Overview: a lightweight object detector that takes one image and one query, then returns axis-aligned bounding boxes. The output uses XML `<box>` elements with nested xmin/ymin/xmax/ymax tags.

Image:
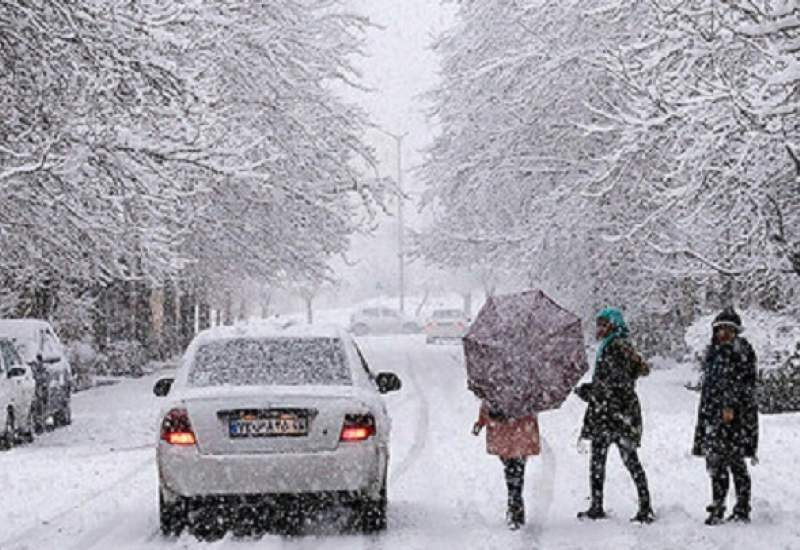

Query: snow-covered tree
<box><xmin>1</xmin><ymin>1</ymin><xmax>386</xmax><ymax>347</ymax></box>
<box><xmin>585</xmin><ymin>1</ymin><xmax>800</xmax><ymax>301</ymax></box>
<box><xmin>421</xmin><ymin>0</ymin><xmax>800</xmax><ymax>336</ymax></box>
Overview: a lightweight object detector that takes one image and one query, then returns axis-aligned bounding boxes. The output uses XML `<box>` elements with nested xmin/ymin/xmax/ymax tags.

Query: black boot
<box><xmin>631</xmin><ymin>506</ymin><xmax>655</xmax><ymax>524</ymax></box>
<box><xmin>577</xmin><ymin>504</ymin><xmax>607</xmax><ymax>520</ymax></box>
<box><xmin>727</xmin><ymin>504</ymin><xmax>750</xmax><ymax>523</ymax></box>
<box><xmin>705</xmin><ymin>505</ymin><xmax>725</xmax><ymax>526</ymax></box>
<box><xmin>506</xmin><ymin>501</ymin><xmax>525</xmax><ymax>530</ymax></box>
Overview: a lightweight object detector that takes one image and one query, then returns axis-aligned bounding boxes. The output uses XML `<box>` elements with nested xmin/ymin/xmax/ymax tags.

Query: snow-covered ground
<box><xmin>2</xmin><ymin>335</ymin><xmax>800</xmax><ymax>550</ymax></box>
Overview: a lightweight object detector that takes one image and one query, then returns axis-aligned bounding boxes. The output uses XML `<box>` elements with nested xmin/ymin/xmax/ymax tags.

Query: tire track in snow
<box><xmin>526</xmin><ymin>435</ymin><xmax>555</xmax><ymax>547</ymax></box>
<box><xmin>390</xmin><ymin>352</ymin><xmax>429</xmax><ymax>484</ymax></box>
<box><xmin>1</xmin><ymin>455</ymin><xmax>153</xmax><ymax>550</ymax></box>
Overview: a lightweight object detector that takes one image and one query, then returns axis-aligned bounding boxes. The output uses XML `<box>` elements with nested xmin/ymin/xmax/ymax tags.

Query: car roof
<box><xmin>191</xmin><ymin>321</ymin><xmax>350</xmax><ymax>348</ymax></box>
<box><xmin>0</xmin><ymin>319</ymin><xmax>51</xmax><ymax>338</ymax></box>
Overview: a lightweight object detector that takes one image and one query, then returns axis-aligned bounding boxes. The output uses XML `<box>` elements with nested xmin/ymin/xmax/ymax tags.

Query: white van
<box><xmin>0</xmin><ymin>320</ymin><xmax>72</xmax><ymax>431</ymax></box>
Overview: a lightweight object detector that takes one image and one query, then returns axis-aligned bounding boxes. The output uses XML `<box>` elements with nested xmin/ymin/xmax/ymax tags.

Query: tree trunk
<box><xmin>178</xmin><ymin>282</ymin><xmax>195</xmax><ymax>350</ymax></box>
<box><xmin>415</xmin><ymin>287</ymin><xmax>430</xmax><ymax>318</ymax></box>
<box><xmin>305</xmin><ymin>296</ymin><xmax>313</xmax><ymax>325</ymax></box>
<box><xmin>223</xmin><ymin>290</ymin><xmax>233</xmax><ymax>326</ymax></box>
<box><xmin>238</xmin><ymin>297</ymin><xmax>247</xmax><ymax>321</ymax></box>
<box><xmin>198</xmin><ymin>300</ymin><xmax>211</xmax><ymax>331</ymax></box>
<box><xmin>261</xmin><ymin>290</ymin><xmax>272</xmax><ymax>319</ymax></box>
<box><xmin>161</xmin><ymin>281</ymin><xmax>178</xmax><ymax>358</ymax></box>
<box><xmin>132</xmin><ymin>281</ymin><xmax>153</xmax><ymax>356</ymax></box>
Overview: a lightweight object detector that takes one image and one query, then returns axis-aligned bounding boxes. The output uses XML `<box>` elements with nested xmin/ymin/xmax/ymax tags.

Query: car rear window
<box><xmin>188</xmin><ymin>337</ymin><xmax>352</xmax><ymax>387</ymax></box>
<box><xmin>433</xmin><ymin>309</ymin><xmax>464</xmax><ymax>319</ymax></box>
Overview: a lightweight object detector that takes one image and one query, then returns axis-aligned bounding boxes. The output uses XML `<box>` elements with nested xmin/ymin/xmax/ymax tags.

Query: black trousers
<box><xmin>706</xmin><ymin>453</ymin><xmax>750</xmax><ymax>513</ymax></box>
<box><xmin>501</xmin><ymin>457</ymin><xmax>526</xmax><ymax>511</ymax></box>
<box><xmin>590</xmin><ymin>438</ymin><xmax>650</xmax><ymax>509</ymax></box>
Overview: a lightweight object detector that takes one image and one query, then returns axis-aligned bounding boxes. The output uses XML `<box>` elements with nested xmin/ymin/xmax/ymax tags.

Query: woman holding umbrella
<box><xmin>472</xmin><ymin>397</ymin><xmax>540</xmax><ymax>530</ymax></box>
<box><xmin>464</xmin><ymin>290</ymin><xmax>590</xmax><ymax>530</ymax></box>
<box><xmin>575</xmin><ymin>308</ymin><xmax>654</xmax><ymax>523</ymax></box>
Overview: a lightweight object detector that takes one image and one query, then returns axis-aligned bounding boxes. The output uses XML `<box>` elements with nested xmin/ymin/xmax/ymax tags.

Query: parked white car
<box><xmin>349</xmin><ymin>307</ymin><xmax>420</xmax><ymax>336</ymax></box>
<box><xmin>0</xmin><ymin>320</ymin><xmax>73</xmax><ymax>431</ymax></box>
<box><xmin>154</xmin><ymin>323</ymin><xmax>402</xmax><ymax>538</ymax></box>
<box><xmin>0</xmin><ymin>338</ymin><xmax>37</xmax><ymax>448</ymax></box>
<box><xmin>424</xmin><ymin>308</ymin><xmax>470</xmax><ymax>344</ymax></box>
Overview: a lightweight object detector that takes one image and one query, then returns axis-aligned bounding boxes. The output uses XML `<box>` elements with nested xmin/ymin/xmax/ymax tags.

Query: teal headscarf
<box><xmin>595</xmin><ymin>307</ymin><xmax>629</xmax><ymax>365</ymax></box>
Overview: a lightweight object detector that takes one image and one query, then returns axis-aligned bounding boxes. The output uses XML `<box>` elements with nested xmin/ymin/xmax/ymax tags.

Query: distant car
<box><xmin>0</xmin><ymin>339</ymin><xmax>37</xmax><ymax>448</ymax></box>
<box><xmin>424</xmin><ymin>309</ymin><xmax>469</xmax><ymax>344</ymax></box>
<box><xmin>0</xmin><ymin>319</ymin><xmax>72</xmax><ymax>431</ymax></box>
<box><xmin>349</xmin><ymin>307</ymin><xmax>420</xmax><ymax>336</ymax></box>
<box><xmin>154</xmin><ymin>324</ymin><xmax>402</xmax><ymax>538</ymax></box>
<box><xmin>757</xmin><ymin>349</ymin><xmax>800</xmax><ymax>413</ymax></box>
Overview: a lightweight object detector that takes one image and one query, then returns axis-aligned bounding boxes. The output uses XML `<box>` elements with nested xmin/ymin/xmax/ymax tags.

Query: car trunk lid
<box><xmin>182</xmin><ymin>386</ymin><xmax>365</xmax><ymax>455</ymax></box>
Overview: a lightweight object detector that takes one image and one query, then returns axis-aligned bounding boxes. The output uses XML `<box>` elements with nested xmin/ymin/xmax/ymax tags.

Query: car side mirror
<box><xmin>375</xmin><ymin>372</ymin><xmax>402</xmax><ymax>394</ymax></box>
<box><xmin>7</xmin><ymin>367</ymin><xmax>26</xmax><ymax>378</ymax></box>
<box><xmin>153</xmin><ymin>377</ymin><xmax>175</xmax><ymax>397</ymax></box>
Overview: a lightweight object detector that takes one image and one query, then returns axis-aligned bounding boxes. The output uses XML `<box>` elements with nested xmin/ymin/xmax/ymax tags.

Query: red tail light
<box><xmin>340</xmin><ymin>414</ymin><xmax>375</xmax><ymax>442</ymax></box>
<box><xmin>160</xmin><ymin>408</ymin><xmax>197</xmax><ymax>446</ymax></box>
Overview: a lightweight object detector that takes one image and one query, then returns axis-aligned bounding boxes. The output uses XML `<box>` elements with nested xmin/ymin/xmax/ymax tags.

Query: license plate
<box><xmin>228</xmin><ymin>411</ymin><xmax>309</xmax><ymax>438</ymax></box>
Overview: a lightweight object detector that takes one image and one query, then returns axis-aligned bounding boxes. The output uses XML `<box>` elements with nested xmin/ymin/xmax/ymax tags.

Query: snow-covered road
<box><xmin>2</xmin><ymin>336</ymin><xmax>800</xmax><ymax>550</ymax></box>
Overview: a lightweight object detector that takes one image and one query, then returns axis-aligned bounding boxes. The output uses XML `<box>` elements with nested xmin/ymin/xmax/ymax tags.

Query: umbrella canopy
<box><xmin>464</xmin><ymin>289</ymin><xmax>589</xmax><ymax>417</ymax></box>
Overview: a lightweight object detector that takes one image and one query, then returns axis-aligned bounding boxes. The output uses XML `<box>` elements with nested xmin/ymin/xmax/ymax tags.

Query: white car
<box><xmin>424</xmin><ymin>308</ymin><xmax>470</xmax><ymax>344</ymax></box>
<box><xmin>154</xmin><ymin>324</ymin><xmax>401</xmax><ymax>538</ymax></box>
<box><xmin>0</xmin><ymin>338</ymin><xmax>37</xmax><ymax>448</ymax></box>
<box><xmin>349</xmin><ymin>307</ymin><xmax>420</xmax><ymax>336</ymax></box>
<box><xmin>0</xmin><ymin>319</ymin><xmax>73</xmax><ymax>431</ymax></box>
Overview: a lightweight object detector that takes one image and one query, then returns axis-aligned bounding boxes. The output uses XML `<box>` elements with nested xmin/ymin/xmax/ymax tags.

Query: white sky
<box><xmin>331</xmin><ymin>0</ymin><xmax>455</xmax><ymax>299</ymax></box>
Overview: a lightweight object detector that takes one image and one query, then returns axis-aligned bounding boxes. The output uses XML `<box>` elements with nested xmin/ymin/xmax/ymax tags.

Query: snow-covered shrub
<box><xmin>66</xmin><ymin>340</ymin><xmax>98</xmax><ymax>391</ymax></box>
<box><xmin>95</xmin><ymin>340</ymin><xmax>148</xmax><ymax>378</ymax></box>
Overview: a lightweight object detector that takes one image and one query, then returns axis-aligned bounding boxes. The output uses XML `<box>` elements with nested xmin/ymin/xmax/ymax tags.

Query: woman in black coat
<box><xmin>692</xmin><ymin>307</ymin><xmax>758</xmax><ymax>525</ymax></box>
<box><xmin>576</xmin><ymin>308</ymin><xmax>653</xmax><ymax>523</ymax></box>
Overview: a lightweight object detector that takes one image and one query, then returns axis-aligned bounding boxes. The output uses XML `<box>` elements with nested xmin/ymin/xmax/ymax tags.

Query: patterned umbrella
<box><xmin>464</xmin><ymin>289</ymin><xmax>589</xmax><ymax>416</ymax></box>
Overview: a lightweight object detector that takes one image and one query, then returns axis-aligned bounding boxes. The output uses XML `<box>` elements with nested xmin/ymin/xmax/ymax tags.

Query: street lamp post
<box><xmin>376</xmin><ymin>128</ymin><xmax>408</xmax><ymax>314</ymax></box>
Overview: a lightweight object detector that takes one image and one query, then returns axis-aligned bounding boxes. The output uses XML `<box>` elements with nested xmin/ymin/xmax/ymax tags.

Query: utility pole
<box><xmin>376</xmin><ymin>128</ymin><xmax>408</xmax><ymax>314</ymax></box>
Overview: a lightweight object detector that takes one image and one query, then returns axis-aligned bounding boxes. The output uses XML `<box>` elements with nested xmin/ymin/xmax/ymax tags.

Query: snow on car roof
<box><xmin>0</xmin><ymin>319</ymin><xmax>51</xmax><ymax>339</ymax></box>
<box><xmin>191</xmin><ymin>320</ymin><xmax>349</xmax><ymax>347</ymax></box>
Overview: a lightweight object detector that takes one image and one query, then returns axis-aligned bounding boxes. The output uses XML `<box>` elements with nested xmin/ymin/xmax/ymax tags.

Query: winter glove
<box><xmin>575</xmin><ymin>383</ymin><xmax>593</xmax><ymax>402</ymax></box>
<box><xmin>471</xmin><ymin>422</ymin><xmax>482</xmax><ymax>436</ymax></box>
<box><xmin>750</xmin><ymin>456</ymin><xmax>759</xmax><ymax>467</ymax></box>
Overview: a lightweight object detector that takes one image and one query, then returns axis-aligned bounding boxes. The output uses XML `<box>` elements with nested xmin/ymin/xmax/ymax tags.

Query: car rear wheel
<box><xmin>190</xmin><ymin>501</ymin><xmax>229</xmax><ymax>541</ymax></box>
<box><xmin>359</xmin><ymin>478</ymin><xmax>387</xmax><ymax>533</ymax></box>
<box><xmin>159</xmin><ymin>487</ymin><xmax>188</xmax><ymax>536</ymax></box>
<box><xmin>1</xmin><ymin>409</ymin><xmax>15</xmax><ymax>451</ymax></box>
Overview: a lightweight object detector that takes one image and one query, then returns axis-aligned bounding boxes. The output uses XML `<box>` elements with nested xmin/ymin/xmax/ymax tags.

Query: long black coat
<box><xmin>693</xmin><ymin>337</ymin><xmax>759</xmax><ymax>458</ymax></box>
<box><xmin>579</xmin><ymin>337</ymin><xmax>649</xmax><ymax>447</ymax></box>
